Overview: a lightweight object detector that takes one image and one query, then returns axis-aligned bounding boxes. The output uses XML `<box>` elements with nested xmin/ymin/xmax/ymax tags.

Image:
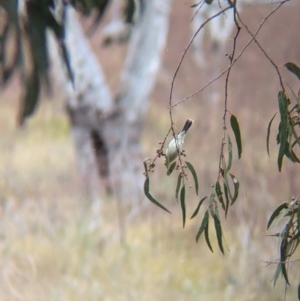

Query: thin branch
<box><xmin>171</xmin><ymin>0</ymin><xmax>289</xmax><ymax>108</ymax></box>
<box><xmin>168</xmin><ymin>3</ymin><xmax>234</xmax><ymax>178</ymax></box>
<box><xmin>235</xmin><ymin>5</ymin><xmax>287</xmax><ymax>92</ymax></box>
<box><xmin>218</xmin><ymin>0</ymin><xmax>241</xmax><ymax>179</ymax></box>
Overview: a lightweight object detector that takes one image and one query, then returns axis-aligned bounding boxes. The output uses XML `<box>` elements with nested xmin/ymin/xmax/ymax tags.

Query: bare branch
<box><xmin>171</xmin><ymin>0</ymin><xmax>289</xmax><ymax>108</ymax></box>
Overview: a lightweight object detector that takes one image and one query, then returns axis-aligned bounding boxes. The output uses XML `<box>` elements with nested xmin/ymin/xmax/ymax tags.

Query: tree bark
<box><xmin>49</xmin><ymin>0</ymin><xmax>171</xmax><ymax>206</ymax></box>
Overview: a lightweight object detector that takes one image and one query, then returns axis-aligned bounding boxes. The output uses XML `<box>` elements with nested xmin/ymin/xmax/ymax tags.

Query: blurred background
<box><xmin>0</xmin><ymin>1</ymin><xmax>300</xmax><ymax>300</ymax></box>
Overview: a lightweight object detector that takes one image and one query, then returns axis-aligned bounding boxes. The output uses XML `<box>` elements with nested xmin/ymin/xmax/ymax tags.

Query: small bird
<box><xmin>165</xmin><ymin>118</ymin><xmax>194</xmax><ymax>168</ymax></box>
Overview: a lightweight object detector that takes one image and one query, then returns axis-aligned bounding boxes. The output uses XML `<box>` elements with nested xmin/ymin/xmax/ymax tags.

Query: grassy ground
<box><xmin>0</xmin><ymin>88</ymin><xmax>299</xmax><ymax>301</ymax></box>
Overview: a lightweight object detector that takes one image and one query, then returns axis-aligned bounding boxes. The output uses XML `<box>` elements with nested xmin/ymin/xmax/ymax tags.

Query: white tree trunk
<box><xmin>49</xmin><ymin>0</ymin><xmax>171</xmax><ymax>206</ymax></box>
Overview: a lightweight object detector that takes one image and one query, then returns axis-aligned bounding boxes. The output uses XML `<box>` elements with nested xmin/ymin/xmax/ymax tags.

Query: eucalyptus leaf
<box><xmin>215</xmin><ymin>181</ymin><xmax>225</xmax><ymax>211</ymax></box>
<box><xmin>278</xmin><ymin>91</ymin><xmax>290</xmax><ymax>171</ymax></box>
<box><xmin>229</xmin><ymin>173</ymin><xmax>239</xmax><ymax>205</ymax></box>
<box><xmin>226</xmin><ymin>135</ymin><xmax>233</xmax><ymax>173</ymax></box>
<box><xmin>267</xmin><ymin>202</ymin><xmax>288</xmax><ymax>230</ymax></box>
<box><xmin>212</xmin><ymin>209</ymin><xmax>224</xmax><ymax>254</ymax></box>
<box><xmin>266</xmin><ymin>113</ymin><xmax>277</xmax><ymax>157</ymax></box>
<box><xmin>144</xmin><ymin>178</ymin><xmax>171</xmax><ymax>213</ymax></box>
<box><xmin>204</xmin><ymin>218</ymin><xmax>213</xmax><ymax>252</ymax></box>
<box><xmin>285</xmin><ymin>62</ymin><xmax>300</xmax><ymax>81</ymax></box>
<box><xmin>196</xmin><ymin>210</ymin><xmax>209</xmax><ymax>243</ymax></box>
<box><xmin>185</xmin><ymin>161</ymin><xmax>199</xmax><ymax>195</ymax></box>
<box><xmin>167</xmin><ymin>161</ymin><xmax>176</xmax><ymax>175</ymax></box>
<box><xmin>272</xmin><ymin>262</ymin><xmax>282</xmax><ymax>286</ymax></box>
<box><xmin>175</xmin><ymin>173</ymin><xmax>182</xmax><ymax>201</ymax></box>
<box><xmin>190</xmin><ymin>196</ymin><xmax>207</xmax><ymax>219</ymax></box>
<box><xmin>180</xmin><ymin>185</ymin><xmax>186</xmax><ymax>228</ymax></box>
<box><xmin>230</xmin><ymin>114</ymin><xmax>242</xmax><ymax>159</ymax></box>
<box><xmin>280</xmin><ymin>236</ymin><xmax>290</xmax><ymax>285</ymax></box>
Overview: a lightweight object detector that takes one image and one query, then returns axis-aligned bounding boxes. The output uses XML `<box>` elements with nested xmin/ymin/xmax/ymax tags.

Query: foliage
<box><xmin>144</xmin><ymin>0</ymin><xmax>300</xmax><ymax>295</ymax></box>
<box><xmin>265</xmin><ymin>62</ymin><xmax>300</xmax><ymax>286</ymax></box>
<box><xmin>143</xmin><ymin>116</ymin><xmax>242</xmax><ymax>254</ymax></box>
<box><xmin>0</xmin><ymin>0</ymin><xmax>141</xmax><ymax>125</ymax></box>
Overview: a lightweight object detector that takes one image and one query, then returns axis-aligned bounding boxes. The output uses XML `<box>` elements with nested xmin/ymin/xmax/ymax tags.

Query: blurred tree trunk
<box><xmin>50</xmin><ymin>1</ymin><xmax>171</xmax><ymax>204</ymax></box>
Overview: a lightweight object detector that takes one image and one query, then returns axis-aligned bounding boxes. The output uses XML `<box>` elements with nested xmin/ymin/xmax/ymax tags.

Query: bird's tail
<box><xmin>181</xmin><ymin>118</ymin><xmax>194</xmax><ymax>133</ymax></box>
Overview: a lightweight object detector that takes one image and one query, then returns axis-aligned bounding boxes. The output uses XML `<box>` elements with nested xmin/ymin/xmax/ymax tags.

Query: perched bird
<box><xmin>165</xmin><ymin>118</ymin><xmax>194</xmax><ymax>168</ymax></box>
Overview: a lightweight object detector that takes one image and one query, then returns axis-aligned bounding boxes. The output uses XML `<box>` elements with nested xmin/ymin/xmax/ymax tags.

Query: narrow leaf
<box><xmin>204</xmin><ymin>218</ymin><xmax>213</xmax><ymax>252</ymax></box>
<box><xmin>208</xmin><ymin>185</ymin><xmax>216</xmax><ymax>205</ymax></box>
<box><xmin>167</xmin><ymin>161</ymin><xmax>176</xmax><ymax>175</ymax></box>
<box><xmin>272</xmin><ymin>262</ymin><xmax>282</xmax><ymax>286</ymax></box>
<box><xmin>144</xmin><ymin>178</ymin><xmax>171</xmax><ymax>213</ymax></box>
<box><xmin>190</xmin><ymin>196</ymin><xmax>207</xmax><ymax>219</ymax></box>
<box><xmin>196</xmin><ymin>210</ymin><xmax>209</xmax><ymax>243</ymax></box>
<box><xmin>229</xmin><ymin>173</ymin><xmax>239</xmax><ymax>205</ymax></box>
<box><xmin>215</xmin><ymin>181</ymin><xmax>225</xmax><ymax>211</ymax></box>
<box><xmin>185</xmin><ymin>161</ymin><xmax>199</xmax><ymax>195</ymax></box>
<box><xmin>290</xmin><ymin>121</ymin><xmax>300</xmax><ymax>148</ymax></box>
<box><xmin>175</xmin><ymin>173</ymin><xmax>182</xmax><ymax>201</ymax></box>
<box><xmin>267</xmin><ymin>202</ymin><xmax>288</xmax><ymax>230</ymax></box>
<box><xmin>278</xmin><ymin>91</ymin><xmax>289</xmax><ymax>171</ymax></box>
<box><xmin>226</xmin><ymin>134</ymin><xmax>233</xmax><ymax>172</ymax></box>
<box><xmin>285</xmin><ymin>62</ymin><xmax>300</xmax><ymax>81</ymax></box>
<box><xmin>180</xmin><ymin>185</ymin><xmax>186</xmax><ymax>228</ymax></box>
<box><xmin>267</xmin><ymin>113</ymin><xmax>277</xmax><ymax>157</ymax></box>
<box><xmin>212</xmin><ymin>211</ymin><xmax>224</xmax><ymax>254</ymax></box>
<box><xmin>223</xmin><ymin>182</ymin><xmax>230</xmax><ymax>218</ymax></box>
<box><xmin>280</xmin><ymin>236</ymin><xmax>290</xmax><ymax>285</ymax></box>
<box><xmin>230</xmin><ymin>114</ymin><xmax>242</xmax><ymax>159</ymax></box>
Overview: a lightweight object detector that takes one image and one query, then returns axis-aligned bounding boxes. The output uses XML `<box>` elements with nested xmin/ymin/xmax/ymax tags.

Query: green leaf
<box><xmin>185</xmin><ymin>161</ymin><xmax>199</xmax><ymax>195</ymax></box>
<box><xmin>272</xmin><ymin>262</ymin><xmax>282</xmax><ymax>286</ymax></box>
<box><xmin>190</xmin><ymin>196</ymin><xmax>207</xmax><ymax>219</ymax></box>
<box><xmin>285</xmin><ymin>62</ymin><xmax>300</xmax><ymax>81</ymax></box>
<box><xmin>267</xmin><ymin>203</ymin><xmax>288</xmax><ymax>230</ymax></box>
<box><xmin>290</xmin><ymin>121</ymin><xmax>300</xmax><ymax>148</ymax></box>
<box><xmin>211</xmin><ymin>209</ymin><xmax>224</xmax><ymax>254</ymax></box>
<box><xmin>223</xmin><ymin>174</ymin><xmax>233</xmax><ymax>218</ymax></box>
<box><xmin>208</xmin><ymin>185</ymin><xmax>216</xmax><ymax>205</ymax></box>
<box><xmin>229</xmin><ymin>173</ymin><xmax>239</xmax><ymax>205</ymax></box>
<box><xmin>167</xmin><ymin>161</ymin><xmax>176</xmax><ymax>175</ymax></box>
<box><xmin>180</xmin><ymin>185</ymin><xmax>186</xmax><ymax>228</ymax></box>
<box><xmin>175</xmin><ymin>173</ymin><xmax>182</xmax><ymax>201</ymax></box>
<box><xmin>278</xmin><ymin>91</ymin><xmax>290</xmax><ymax>171</ymax></box>
<box><xmin>223</xmin><ymin>182</ymin><xmax>230</xmax><ymax>218</ymax></box>
<box><xmin>226</xmin><ymin>135</ymin><xmax>233</xmax><ymax>173</ymax></box>
<box><xmin>230</xmin><ymin>114</ymin><xmax>242</xmax><ymax>159</ymax></box>
<box><xmin>144</xmin><ymin>178</ymin><xmax>171</xmax><ymax>214</ymax></box>
<box><xmin>280</xmin><ymin>236</ymin><xmax>290</xmax><ymax>285</ymax></box>
<box><xmin>196</xmin><ymin>210</ymin><xmax>209</xmax><ymax>243</ymax></box>
<box><xmin>284</xmin><ymin>142</ymin><xmax>300</xmax><ymax>163</ymax></box>
<box><xmin>215</xmin><ymin>181</ymin><xmax>225</xmax><ymax>211</ymax></box>
<box><xmin>267</xmin><ymin>113</ymin><xmax>277</xmax><ymax>157</ymax></box>
<box><xmin>204</xmin><ymin>218</ymin><xmax>213</xmax><ymax>252</ymax></box>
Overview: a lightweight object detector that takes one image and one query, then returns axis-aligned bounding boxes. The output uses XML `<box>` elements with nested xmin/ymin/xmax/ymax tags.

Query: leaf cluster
<box><xmin>0</xmin><ymin>0</ymin><xmax>143</xmax><ymax>125</ymax></box>
<box><xmin>267</xmin><ymin>198</ymin><xmax>300</xmax><ymax>286</ymax></box>
<box><xmin>267</xmin><ymin>62</ymin><xmax>300</xmax><ymax>171</ymax></box>
<box><xmin>143</xmin><ymin>115</ymin><xmax>242</xmax><ymax>254</ymax></box>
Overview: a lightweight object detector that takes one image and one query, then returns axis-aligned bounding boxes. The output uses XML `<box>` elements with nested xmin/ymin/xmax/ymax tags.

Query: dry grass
<box><xmin>0</xmin><ymin>92</ymin><xmax>299</xmax><ymax>301</ymax></box>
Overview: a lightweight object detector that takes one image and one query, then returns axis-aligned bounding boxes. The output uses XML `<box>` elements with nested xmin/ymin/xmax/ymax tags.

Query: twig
<box><xmin>168</xmin><ymin>3</ymin><xmax>234</xmax><ymax>178</ymax></box>
<box><xmin>235</xmin><ymin>1</ymin><xmax>289</xmax><ymax>92</ymax></box>
<box><xmin>218</xmin><ymin>0</ymin><xmax>241</xmax><ymax>179</ymax></box>
<box><xmin>171</xmin><ymin>0</ymin><xmax>289</xmax><ymax>108</ymax></box>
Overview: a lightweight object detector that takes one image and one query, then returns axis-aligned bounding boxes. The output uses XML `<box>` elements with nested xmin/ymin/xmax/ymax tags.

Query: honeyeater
<box><xmin>165</xmin><ymin>118</ymin><xmax>193</xmax><ymax>168</ymax></box>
